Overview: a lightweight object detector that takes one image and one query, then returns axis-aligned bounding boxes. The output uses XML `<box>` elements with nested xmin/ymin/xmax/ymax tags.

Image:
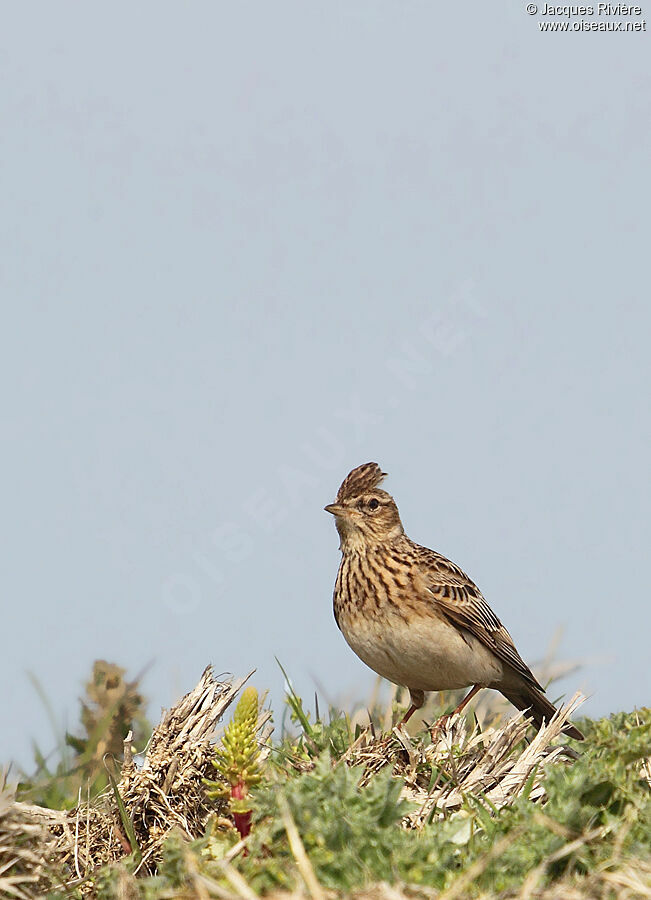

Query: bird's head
<box><xmin>325</xmin><ymin>462</ymin><xmax>404</xmax><ymax>549</ymax></box>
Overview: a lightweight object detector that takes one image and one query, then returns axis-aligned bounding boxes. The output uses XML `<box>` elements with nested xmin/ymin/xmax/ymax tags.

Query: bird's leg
<box><xmin>400</xmin><ymin>704</ymin><xmax>419</xmax><ymax>725</ymax></box>
<box><xmin>399</xmin><ymin>689</ymin><xmax>425</xmax><ymax>726</ymax></box>
<box><xmin>452</xmin><ymin>683</ymin><xmax>482</xmax><ymax>716</ymax></box>
<box><xmin>431</xmin><ymin>684</ymin><xmax>483</xmax><ymax>735</ymax></box>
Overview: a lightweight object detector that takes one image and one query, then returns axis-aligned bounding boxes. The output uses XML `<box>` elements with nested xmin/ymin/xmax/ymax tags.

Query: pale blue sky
<box><xmin>3</xmin><ymin>3</ymin><xmax>650</xmax><ymax>766</ymax></box>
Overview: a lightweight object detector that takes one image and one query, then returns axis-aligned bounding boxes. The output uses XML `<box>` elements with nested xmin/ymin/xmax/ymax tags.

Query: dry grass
<box><xmin>6</xmin><ymin>664</ymin><xmax>649</xmax><ymax>899</ymax></box>
<box><xmin>349</xmin><ymin>861</ymin><xmax>651</xmax><ymax>899</ymax></box>
<box><xmin>13</xmin><ymin>667</ymin><xmax>270</xmax><ymax>894</ymax></box>
<box><xmin>344</xmin><ymin>693</ymin><xmax>585</xmax><ymax>827</ymax></box>
<box><xmin>0</xmin><ymin>769</ymin><xmax>67</xmax><ymax>899</ymax></box>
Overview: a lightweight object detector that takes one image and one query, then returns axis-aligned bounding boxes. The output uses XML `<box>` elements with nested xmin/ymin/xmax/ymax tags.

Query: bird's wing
<box><xmin>414</xmin><ymin>544</ymin><xmax>544</xmax><ymax>692</ymax></box>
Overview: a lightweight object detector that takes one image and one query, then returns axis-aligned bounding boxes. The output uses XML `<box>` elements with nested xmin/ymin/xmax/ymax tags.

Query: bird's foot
<box><xmin>428</xmin><ymin>713</ymin><xmax>453</xmax><ymax>740</ymax></box>
<box><xmin>429</xmin><ymin>684</ymin><xmax>483</xmax><ymax>739</ymax></box>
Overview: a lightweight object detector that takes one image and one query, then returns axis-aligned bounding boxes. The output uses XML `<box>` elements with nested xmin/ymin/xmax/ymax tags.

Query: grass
<box><xmin>3</xmin><ymin>660</ymin><xmax>650</xmax><ymax>899</ymax></box>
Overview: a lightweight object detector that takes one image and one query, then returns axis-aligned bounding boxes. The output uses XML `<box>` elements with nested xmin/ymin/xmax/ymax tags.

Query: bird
<box><xmin>324</xmin><ymin>462</ymin><xmax>584</xmax><ymax>741</ymax></box>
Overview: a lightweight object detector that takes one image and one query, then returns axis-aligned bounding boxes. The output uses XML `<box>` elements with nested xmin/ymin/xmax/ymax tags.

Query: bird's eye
<box><xmin>368</xmin><ymin>498</ymin><xmax>379</xmax><ymax>510</ymax></box>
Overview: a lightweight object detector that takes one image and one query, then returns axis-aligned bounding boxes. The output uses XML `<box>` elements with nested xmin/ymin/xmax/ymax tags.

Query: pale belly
<box><xmin>338</xmin><ymin>607</ymin><xmax>503</xmax><ymax>692</ymax></box>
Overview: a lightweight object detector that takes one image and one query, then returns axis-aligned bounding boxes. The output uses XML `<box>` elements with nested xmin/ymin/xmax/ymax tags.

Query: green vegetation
<box><xmin>3</xmin><ymin>663</ymin><xmax>650</xmax><ymax>899</ymax></box>
<box><xmin>204</xmin><ymin>686</ymin><xmax>262</xmax><ymax>838</ymax></box>
<box><xmin>19</xmin><ymin>660</ymin><xmax>149</xmax><ymax>810</ymax></box>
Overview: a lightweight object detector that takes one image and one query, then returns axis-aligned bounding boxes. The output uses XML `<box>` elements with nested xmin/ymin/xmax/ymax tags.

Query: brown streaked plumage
<box><xmin>325</xmin><ymin>462</ymin><xmax>584</xmax><ymax>741</ymax></box>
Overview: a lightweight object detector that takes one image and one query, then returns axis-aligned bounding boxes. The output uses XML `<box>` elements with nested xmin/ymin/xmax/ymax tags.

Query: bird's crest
<box><xmin>336</xmin><ymin>462</ymin><xmax>387</xmax><ymax>502</ymax></box>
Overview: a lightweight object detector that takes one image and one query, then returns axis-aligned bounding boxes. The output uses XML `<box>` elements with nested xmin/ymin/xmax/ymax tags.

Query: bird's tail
<box><xmin>501</xmin><ymin>685</ymin><xmax>584</xmax><ymax>741</ymax></box>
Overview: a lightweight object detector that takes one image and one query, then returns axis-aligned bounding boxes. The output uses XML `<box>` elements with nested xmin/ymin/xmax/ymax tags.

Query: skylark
<box><xmin>325</xmin><ymin>462</ymin><xmax>583</xmax><ymax>740</ymax></box>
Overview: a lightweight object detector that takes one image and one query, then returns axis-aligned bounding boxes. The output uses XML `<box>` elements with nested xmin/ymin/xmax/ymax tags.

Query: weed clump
<box><xmin>7</xmin><ymin>660</ymin><xmax>651</xmax><ymax>899</ymax></box>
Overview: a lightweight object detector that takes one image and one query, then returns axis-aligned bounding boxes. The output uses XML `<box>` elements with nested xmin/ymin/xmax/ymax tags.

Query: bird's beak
<box><xmin>324</xmin><ymin>503</ymin><xmax>345</xmax><ymax>516</ymax></box>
